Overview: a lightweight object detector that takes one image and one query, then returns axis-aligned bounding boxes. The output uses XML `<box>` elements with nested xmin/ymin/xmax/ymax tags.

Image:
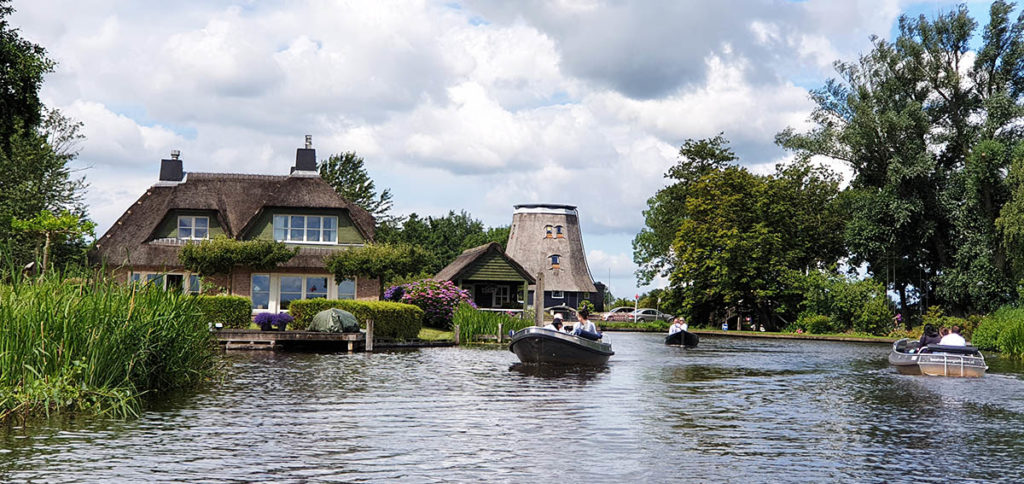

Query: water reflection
<box><xmin>3</xmin><ymin>333</ymin><xmax>1024</xmax><ymax>482</ymax></box>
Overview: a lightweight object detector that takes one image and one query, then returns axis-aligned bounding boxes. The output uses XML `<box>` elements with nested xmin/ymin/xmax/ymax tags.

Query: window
<box><xmin>552</xmin><ymin>290</ymin><xmax>564</xmax><ymax>299</ymax></box>
<box><xmin>337</xmin><ymin>278</ymin><xmax>356</xmax><ymax>300</ymax></box>
<box><xmin>274</xmin><ymin>215</ymin><xmax>337</xmax><ymax>243</ymax></box>
<box><xmin>306</xmin><ymin>276</ymin><xmax>327</xmax><ymax>299</ymax></box>
<box><xmin>178</xmin><ymin>216</ymin><xmax>209</xmax><ymax>240</ymax></box>
<box><xmin>545</xmin><ymin>225</ymin><xmax>553</xmax><ymax>238</ymax></box>
<box><xmin>280</xmin><ymin>276</ymin><xmax>304</xmax><ymax>310</ymax></box>
<box><xmin>131</xmin><ymin>272</ymin><xmax>200</xmax><ymax>294</ymax></box>
<box><xmin>555</xmin><ymin>225</ymin><xmax>564</xmax><ymax>238</ymax></box>
<box><xmin>494</xmin><ymin>286</ymin><xmax>511</xmax><ymax>306</ymax></box>
<box><xmin>550</xmin><ymin>254</ymin><xmax>560</xmax><ymax>268</ymax></box>
<box><xmin>252</xmin><ymin>274</ymin><xmax>270</xmax><ymax>310</ymax></box>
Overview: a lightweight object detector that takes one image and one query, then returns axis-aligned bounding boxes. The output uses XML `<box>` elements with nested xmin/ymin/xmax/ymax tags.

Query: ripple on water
<box><xmin>3</xmin><ymin>333</ymin><xmax>1024</xmax><ymax>482</ymax></box>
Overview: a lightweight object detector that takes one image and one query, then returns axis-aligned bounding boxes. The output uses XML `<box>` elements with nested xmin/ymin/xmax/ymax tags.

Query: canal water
<box><xmin>3</xmin><ymin>333</ymin><xmax>1024</xmax><ymax>483</ymax></box>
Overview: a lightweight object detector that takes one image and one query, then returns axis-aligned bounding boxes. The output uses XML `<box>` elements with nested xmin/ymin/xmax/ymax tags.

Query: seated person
<box><xmin>544</xmin><ymin>314</ymin><xmax>567</xmax><ymax>332</ymax></box>
<box><xmin>668</xmin><ymin>318</ymin><xmax>686</xmax><ymax>335</ymax></box>
<box><xmin>938</xmin><ymin>325</ymin><xmax>967</xmax><ymax>346</ymax></box>
<box><xmin>919</xmin><ymin>324</ymin><xmax>942</xmax><ymax>347</ymax></box>
<box><xmin>572</xmin><ymin>310</ymin><xmax>601</xmax><ymax>340</ymax></box>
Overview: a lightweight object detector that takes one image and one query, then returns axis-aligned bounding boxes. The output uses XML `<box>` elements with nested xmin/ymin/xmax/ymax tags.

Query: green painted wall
<box><xmin>152</xmin><ymin>210</ymin><xmax>225</xmax><ymax>239</ymax></box>
<box><xmin>462</xmin><ymin>252</ymin><xmax>527</xmax><ymax>282</ymax></box>
<box><xmin>246</xmin><ymin>207</ymin><xmax>365</xmax><ymax>247</ymax></box>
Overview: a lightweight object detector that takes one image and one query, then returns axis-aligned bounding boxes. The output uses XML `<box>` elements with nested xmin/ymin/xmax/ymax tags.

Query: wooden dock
<box><xmin>214</xmin><ymin>330</ymin><xmax>367</xmax><ymax>351</ymax></box>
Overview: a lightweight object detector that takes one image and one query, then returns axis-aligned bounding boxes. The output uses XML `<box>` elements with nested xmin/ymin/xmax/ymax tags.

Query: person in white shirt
<box><xmin>574</xmin><ymin>310</ymin><xmax>597</xmax><ymax>334</ymax></box>
<box><xmin>544</xmin><ymin>314</ymin><xmax>567</xmax><ymax>332</ymax></box>
<box><xmin>668</xmin><ymin>318</ymin><xmax>686</xmax><ymax>335</ymax></box>
<box><xmin>938</xmin><ymin>325</ymin><xmax>967</xmax><ymax>346</ymax></box>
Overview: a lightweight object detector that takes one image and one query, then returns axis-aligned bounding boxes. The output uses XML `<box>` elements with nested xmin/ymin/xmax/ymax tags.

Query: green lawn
<box><xmin>418</xmin><ymin>327</ymin><xmax>454</xmax><ymax>341</ymax></box>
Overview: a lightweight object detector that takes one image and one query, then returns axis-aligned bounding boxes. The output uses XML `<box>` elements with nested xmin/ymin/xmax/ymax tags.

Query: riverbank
<box><xmin>691</xmin><ymin>330</ymin><xmax>895</xmax><ymax>344</ymax></box>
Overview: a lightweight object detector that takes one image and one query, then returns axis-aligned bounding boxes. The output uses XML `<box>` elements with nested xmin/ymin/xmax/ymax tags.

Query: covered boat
<box><xmin>509</xmin><ymin>327</ymin><xmax>613</xmax><ymax>365</ymax></box>
<box><xmin>665</xmin><ymin>330</ymin><xmax>699</xmax><ymax>347</ymax></box>
<box><xmin>889</xmin><ymin>338</ymin><xmax>988</xmax><ymax>377</ymax></box>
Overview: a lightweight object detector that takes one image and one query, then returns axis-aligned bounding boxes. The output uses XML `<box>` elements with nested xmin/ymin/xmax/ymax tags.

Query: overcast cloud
<box><xmin>10</xmin><ymin>0</ymin><xmax>986</xmax><ymax>298</ymax></box>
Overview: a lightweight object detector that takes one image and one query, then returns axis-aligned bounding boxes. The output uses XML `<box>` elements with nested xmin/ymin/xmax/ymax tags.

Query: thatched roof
<box><xmin>434</xmin><ymin>242</ymin><xmax>535</xmax><ymax>284</ymax></box>
<box><xmin>93</xmin><ymin>171</ymin><xmax>375</xmax><ymax>268</ymax></box>
<box><xmin>505</xmin><ymin>204</ymin><xmax>597</xmax><ymax>293</ymax></box>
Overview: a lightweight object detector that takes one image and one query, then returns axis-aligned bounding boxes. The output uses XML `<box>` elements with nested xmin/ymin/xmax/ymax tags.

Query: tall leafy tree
<box><xmin>0</xmin><ymin>0</ymin><xmax>52</xmax><ymax>155</ymax></box>
<box><xmin>778</xmin><ymin>1</ymin><xmax>1024</xmax><ymax>314</ymax></box>
<box><xmin>318</xmin><ymin>151</ymin><xmax>396</xmax><ymax>224</ymax></box>
<box><xmin>378</xmin><ymin>210</ymin><xmax>510</xmax><ymax>275</ymax></box>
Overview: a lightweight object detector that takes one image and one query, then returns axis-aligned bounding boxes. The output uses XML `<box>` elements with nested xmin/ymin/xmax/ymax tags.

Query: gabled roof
<box><xmin>434</xmin><ymin>242</ymin><xmax>536</xmax><ymax>284</ymax></box>
<box><xmin>93</xmin><ymin>172</ymin><xmax>375</xmax><ymax>267</ymax></box>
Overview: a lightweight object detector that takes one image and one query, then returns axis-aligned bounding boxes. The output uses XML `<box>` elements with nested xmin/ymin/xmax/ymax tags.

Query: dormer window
<box><xmin>178</xmin><ymin>216</ymin><xmax>209</xmax><ymax>240</ymax></box>
<box><xmin>274</xmin><ymin>215</ymin><xmax>337</xmax><ymax>243</ymax></box>
<box><xmin>550</xmin><ymin>254</ymin><xmax>560</xmax><ymax>268</ymax></box>
<box><xmin>555</xmin><ymin>225</ymin><xmax>564</xmax><ymax>238</ymax></box>
<box><xmin>545</xmin><ymin>225</ymin><xmax>553</xmax><ymax>238</ymax></box>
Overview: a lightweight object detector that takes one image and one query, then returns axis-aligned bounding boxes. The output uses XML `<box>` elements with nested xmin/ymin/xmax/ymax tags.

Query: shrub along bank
<box><xmin>196</xmin><ymin>295</ymin><xmax>252</xmax><ymax>329</ymax></box>
<box><xmin>287</xmin><ymin>299</ymin><xmax>423</xmax><ymax>340</ymax></box>
<box><xmin>972</xmin><ymin>305</ymin><xmax>1024</xmax><ymax>356</ymax></box>
<box><xmin>0</xmin><ymin>270</ymin><xmax>218</xmax><ymax>423</ymax></box>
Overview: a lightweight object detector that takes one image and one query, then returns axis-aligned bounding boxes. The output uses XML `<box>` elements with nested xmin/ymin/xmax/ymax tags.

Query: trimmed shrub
<box><xmin>288</xmin><ymin>299</ymin><xmax>423</xmax><ymax>339</ymax></box>
<box><xmin>196</xmin><ymin>295</ymin><xmax>251</xmax><ymax>329</ymax></box>
<box><xmin>799</xmin><ymin>313</ymin><xmax>833</xmax><ymax>334</ymax></box>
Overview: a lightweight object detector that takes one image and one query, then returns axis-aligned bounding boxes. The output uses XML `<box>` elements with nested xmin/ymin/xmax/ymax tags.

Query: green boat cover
<box><xmin>309</xmin><ymin>308</ymin><xmax>361</xmax><ymax>333</ymax></box>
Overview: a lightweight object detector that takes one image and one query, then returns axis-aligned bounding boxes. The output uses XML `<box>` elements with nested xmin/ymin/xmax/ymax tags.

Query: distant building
<box><xmin>92</xmin><ymin>137</ymin><xmax>380</xmax><ymax>312</ymax></box>
<box><xmin>505</xmin><ymin>203</ymin><xmax>604</xmax><ymax>311</ymax></box>
<box><xmin>434</xmin><ymin>242</ymin><xmax>535</xmax><ymax>311</ymax></box>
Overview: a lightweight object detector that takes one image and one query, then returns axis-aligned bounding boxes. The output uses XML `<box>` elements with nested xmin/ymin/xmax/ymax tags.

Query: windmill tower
<box><xmin>506</xmin><ymin>204</ymin><xmax>601</xmax><ymax>311</ymax></box>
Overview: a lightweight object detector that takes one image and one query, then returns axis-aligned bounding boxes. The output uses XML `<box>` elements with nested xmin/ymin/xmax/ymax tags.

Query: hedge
<box><xmin>288</xmin><ymin>299</ymin><xmax>423</xmax><ymax>340</ymax></box>
<box><xmin>196</xmin><ymin>295</ymin><xmax>252</xmax><ymax>329</ymax></box>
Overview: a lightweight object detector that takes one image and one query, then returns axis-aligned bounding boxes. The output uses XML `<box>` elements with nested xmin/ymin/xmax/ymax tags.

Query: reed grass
<box><xmin>452</xmin><ymin>304</ymin><xmax>533</xmax><ymax>343</ymax></box>
<box><xmin>0</xmin><ymin>260</ymin><xmax>218</xmax><ymax>423</ymax></box>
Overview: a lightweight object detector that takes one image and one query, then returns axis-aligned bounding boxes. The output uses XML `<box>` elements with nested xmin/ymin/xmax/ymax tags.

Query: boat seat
<box><xmin>922</xmin><ymin>344</ymin><xmax>981</xmax><ymax>356</ymax></box>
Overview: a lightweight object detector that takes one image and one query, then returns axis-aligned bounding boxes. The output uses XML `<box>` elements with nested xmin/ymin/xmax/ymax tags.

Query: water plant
<box><xmin>0</xmin><ymin>261</ymin><xmax>218</xmax><ymax>423</ymax></box>
<box><xmin>452</xmin><ymin>304</ymin><xmax>532</xmax><ymax>343</ymax></box>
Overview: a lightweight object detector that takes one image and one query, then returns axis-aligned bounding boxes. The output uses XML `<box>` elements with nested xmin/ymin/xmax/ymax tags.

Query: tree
<box><xmin>179</xmin><ymin>237</ymin><xmax>298</xmax><ymax>293</ymax></box>
<box><xmin>0</xmin><ymin>0</ymin><xmax>53</xmax><ymax>155</ymax></box>
<box><xmin>377</xmin><ymin>210</ymin><xmax>510</xmax><ymax>275</ymax></box>
<box><xmin>318</xmin><ymin>152</ymin><xmax>396</xmax><ymax>224</ymax></box>
<box><xmin>324</xmin><ymin>243</ymin><xmax>431</xmax><ymax>300</ymax></box>
<box><xmin>778</xmin><ymin>1</ymin><xmax>1024</xmax><ymax>314</ymax></box>
<box><xmin>11</xmin><ymin>209</ymin><xmax>94</xmax><ymax>274</ymax></box>
<box><xmin>633</xmin><ymin>134</ymin><xmax>736</xmax><ymax>286</ymax></box>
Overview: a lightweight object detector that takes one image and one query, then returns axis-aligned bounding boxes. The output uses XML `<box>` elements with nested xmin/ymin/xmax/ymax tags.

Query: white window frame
<box><xmin>273</xmin><ymin>214</ymin><xmax>338</xmax><ymax>244</ymax></box>
<box><xmin>251</xmin><ymin>273</ymin><xmax>358</xmax><ymax>312</ymax></box>
<box><xmin>130</xmin><ymin>271</ymin><xmax>200</xmax><ymax>294</ymax></box>
<box><xmin>177</xmin><ymin>216</ymin><xmax>209</xmax><ymax>240</ymax></box>
<box><xmin>551</xmin><ymin>290</ymin><xmax>564</xmax><ymax>299</ymax></box>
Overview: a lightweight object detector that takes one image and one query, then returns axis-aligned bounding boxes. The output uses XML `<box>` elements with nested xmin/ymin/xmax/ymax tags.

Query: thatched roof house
<box><xmin>93</xmin><ymin>137</ymin><xmax>380</xmax><ymax>310</ymax></box>
<box><xmin>505</xmin><ymin>204</ymin><xmax>603</xmax><ymax>311</ymax></box>
<box><xmin>434</xmin><ymin>242</ymin><xmax>535</xmax><ymax>310</ymax></box>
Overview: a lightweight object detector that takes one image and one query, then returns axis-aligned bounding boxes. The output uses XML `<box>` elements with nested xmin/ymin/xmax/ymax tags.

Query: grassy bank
<box><xmin>452</xmin><ymin>305</ymin><xmax>533</xmax><ymax>343</ymax></box>
<box><xmin>0</xmin><ymin>268</ymin><xmax>218</xmax><ymax>423</ymax></box>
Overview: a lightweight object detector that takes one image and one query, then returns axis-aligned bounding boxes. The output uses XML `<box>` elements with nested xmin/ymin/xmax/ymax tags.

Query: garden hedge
<box><xmin>288</xmin><ymin>299</ymin><xmax>423</xmax><ymax>340</ymax></box>
<box><xmin>196</xmin><ymin>295</ymin><xmax>252</xmax><ymax>329</ymax></box>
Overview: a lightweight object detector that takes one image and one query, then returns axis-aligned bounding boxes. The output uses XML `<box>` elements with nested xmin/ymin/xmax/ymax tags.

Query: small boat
<box><xmin>665</xmin><ymin>329</ymin><xmax>699</xmax><ymax>347</ymax></box>
<box><xmin>889</xmin><ymin>338</ymin><xmax>988</xmax><ymax>377</ymax></box>
<box><xmin>509</xmin><ymin>326</ymin><xmax>613</xmax><ymax>365</ymax></box>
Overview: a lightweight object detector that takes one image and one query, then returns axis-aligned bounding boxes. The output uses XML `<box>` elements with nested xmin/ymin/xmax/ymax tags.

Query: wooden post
<box><xmin>498</xmin><ymin>322</ymin><xmax>504</xmax><ymax>343</ymax></box>
<box><xmin>534</xmin><ymin>272</ymin><xmax>544</xmax><ymax>327</ymax></box>
<box><xmin>454</xmin><ymin>324</ymin><xmax>460</xmax><ymax>345</ymax></box>
<box><xmin>366</xmin><ymin>319</ymin><xmax>374</xmax><ymax>352</ymax></box>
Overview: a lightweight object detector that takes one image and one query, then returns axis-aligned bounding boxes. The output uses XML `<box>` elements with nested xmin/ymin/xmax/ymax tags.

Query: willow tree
<box><xmin>778</xmin><ymin>1</ymin><xmax>1024</xmax><ymax>315</ymax></box>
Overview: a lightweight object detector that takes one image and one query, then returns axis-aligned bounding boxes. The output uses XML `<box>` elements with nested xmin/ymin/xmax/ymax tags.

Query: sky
<box><xmin>9</xmin><ymin>0</ymin><xmax>999</xmax><ymax>300</ymax></box>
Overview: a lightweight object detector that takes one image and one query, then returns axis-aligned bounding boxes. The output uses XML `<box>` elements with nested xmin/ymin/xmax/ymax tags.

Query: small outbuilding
<box><xmin>434</xmin><ymin>242</ymin><xmax>535</xmax><ymax>312</ymax></box>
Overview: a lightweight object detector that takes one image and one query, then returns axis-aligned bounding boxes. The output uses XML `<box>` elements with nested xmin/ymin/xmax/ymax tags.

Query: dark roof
<box><xmin>513</xmin><ymin>203</ymin><xmax>577</xmax><ymax>210</ymax></box>
<box><xmin>434</xmin><ymin>242</ymin><xmax>536</xmax><ymax>284</ymax></box>
<box><xmin>93</xmin><ymin>172</ymin><xmax>375</xmax><ymax>267</ymax></box>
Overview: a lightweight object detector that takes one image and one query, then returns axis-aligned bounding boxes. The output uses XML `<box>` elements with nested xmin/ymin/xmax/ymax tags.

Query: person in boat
<box><xmin>572</xmin><ymin>309</ymin><xmax>601</xmax><ymax>339</ymax></box>
<box><xmin>939</xmin><ymin>325</ymin><xmax>967</xmax><ymax>346</ymax></box>
<box><xmin>668</xmin><ymin>318</ymin><xmax>686</xmax><ymax>335</ymax></box>
<box><xmin>919</xmin><ymin>324</ymin><xmax>942</xmax><ymax>347</ymax></box>
<box><xmin>545</xmin><ymin>314</ymin><xmax>567</xmax><ymax>332</ymax></box>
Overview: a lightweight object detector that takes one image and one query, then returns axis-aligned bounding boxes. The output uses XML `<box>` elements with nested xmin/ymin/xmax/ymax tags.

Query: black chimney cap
<box><xmin>159</xmin><ymin>158</ymin><xmax>183</xmax><ymax>182</ymax></box>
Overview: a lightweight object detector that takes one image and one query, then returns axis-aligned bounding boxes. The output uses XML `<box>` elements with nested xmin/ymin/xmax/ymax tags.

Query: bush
<box><xmin>997</xmin><ymin>318</ymin><xmax>1024</xmax><ymax>357</ymax></box>
<box><xmin>921</xmin><ymin>306</ymin><xmax>975</xmax><ymax>340</ymax></box>
<box><xmin>196</xmin><ymin>295</ymin><xmax>252</xmax><ymax>329</ymax></box>
<box><xmin>798</xmin><ymin>313</ymin><xmax>833</xmax><ymax>334</ymax></box>
<box><xmin>385</xmin><ymin>279</ymin><xmax>474</xmax><ymax>329</ymax></box>
<box><xmin>797</xmin><ymin>271</ymin><xmax>893</xmax><ymax>335</ymax></box>
<box><xmin>288</xmin><ymin>299</ymin><xmax>423</xmax><ymax>339</ymax></box>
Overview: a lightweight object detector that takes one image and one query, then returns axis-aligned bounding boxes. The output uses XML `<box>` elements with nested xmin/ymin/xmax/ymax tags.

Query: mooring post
<box><xmin>498</xmin><ymin>322</ymin><xmax>503</xmax><ymax>343</ymax></box>
<box><xmin>366</xmin><ymin>319</ymin><xmax>374</xmax><ymax>353</ymax></box>
<box><xmin>454</xmin><ymin>324</ymin><xmax>460</xmax><ymax>345</ymax></box>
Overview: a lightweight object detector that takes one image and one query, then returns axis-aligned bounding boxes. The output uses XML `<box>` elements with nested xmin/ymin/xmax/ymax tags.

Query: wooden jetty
<box><xmin>214</xmin><ymin>329</ymin><xmax>367</xmax><ymax>351</ymax></box>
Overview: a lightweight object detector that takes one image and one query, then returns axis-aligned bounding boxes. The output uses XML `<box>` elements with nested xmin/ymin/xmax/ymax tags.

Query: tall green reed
<box><xmin>0</xmin><ymin>257</ymin><xmax>218</xmax><ymax>423</ymax></box>
<box><xmin>452</xmin><ymin>304</ymin><xmax>533</xmax><ymax>343</ymax></box>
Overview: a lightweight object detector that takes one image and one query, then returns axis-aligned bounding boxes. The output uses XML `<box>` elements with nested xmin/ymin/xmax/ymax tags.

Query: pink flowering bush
<box><xmin>386</xmin><ymin>279</ymin><xmax>475</xmax><ymax>329</ymax></box>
